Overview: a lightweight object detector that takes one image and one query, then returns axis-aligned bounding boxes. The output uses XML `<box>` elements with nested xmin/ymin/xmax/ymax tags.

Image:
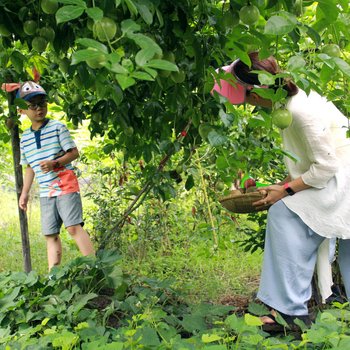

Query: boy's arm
<box><xmin>19</xmin><ymin>165</ymin><xmax>35</xmax><ymax>211</ymax></box>
<box><xmin>40</xmin><ymin>147</ymin><xmax>79</xmax><ymax>173</ymax></box>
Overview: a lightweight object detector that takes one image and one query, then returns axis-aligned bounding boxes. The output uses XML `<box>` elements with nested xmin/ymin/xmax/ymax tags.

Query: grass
<box><xmin>114</xmin><ymin>198</ymin><xmax>263</xmax><ymax>304</ymax></box>
<box><xmin>0</xmin><ymin>187</ymin><xmax>263</xmax><ymax>304</ymax></box>
<box><xmin>122</xmin><ymin>235</ymin><xmax>262</xmax><ymax>304</ymax></box>
<box><xmin>0</xmin><ymin>190</ymin><xmax>82</xmax><ymax>275</ymax></box>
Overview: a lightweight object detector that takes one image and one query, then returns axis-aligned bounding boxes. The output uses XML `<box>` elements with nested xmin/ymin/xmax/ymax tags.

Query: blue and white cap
<box><xmin>16</xmin><ymin>81</ymin><xmax>47</xmax><ymax>101</ymax></box>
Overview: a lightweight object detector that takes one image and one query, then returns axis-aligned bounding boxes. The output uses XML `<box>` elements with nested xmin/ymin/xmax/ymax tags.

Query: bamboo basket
<box><xmin>219</xmin><ymin>191</ymin><xmax>270</xmax><ymax>214</ymax></box>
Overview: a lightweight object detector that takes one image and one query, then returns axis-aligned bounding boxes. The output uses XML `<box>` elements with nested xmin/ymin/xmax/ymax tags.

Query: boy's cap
<box><xmin>16</xmin><ymin>81</ymin><xmax>47</xmax><ymax>101</ymax></box>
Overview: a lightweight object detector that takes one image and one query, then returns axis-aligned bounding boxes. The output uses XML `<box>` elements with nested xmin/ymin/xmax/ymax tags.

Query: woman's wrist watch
<box><xmin>283</xmin><ymin>182</ymin><xmax>296</xmax><ymax>196</ymax></box>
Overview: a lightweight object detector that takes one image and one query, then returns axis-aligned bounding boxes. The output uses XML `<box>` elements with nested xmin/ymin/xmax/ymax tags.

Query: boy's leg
<box><xmin>66</xmin><ymin>225</ymin><xmax>95</xmax><ymax>256</ymax></box>
<box><xmin>67</xmin><ymin>225</ymin><xmax>95</xmax><ymax>256</ymax></box>
<box><xmin>57</xmin><ymin>192</ymin><xmax>95</xmax><ymax>256</ymax></box>
<box><xmin>45</xmin><ymin>234</ymin><xmax>62</xmax><ymax>270</ymax></box>
<box><xmin>40</xmin><ymin>196</ymin><xmax>63</xmax><ymax>270</ymax></box>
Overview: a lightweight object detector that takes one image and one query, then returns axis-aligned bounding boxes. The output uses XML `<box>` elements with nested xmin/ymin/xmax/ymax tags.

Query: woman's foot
<box><xmin>260</xmin><ymin>309</ymin><xmax>312</xmax><ymax>332</ymax></box>
<box><xmin>260</xmin><ymin>309</ymin><xmax>278</xmax><ymax>324</ymax></box>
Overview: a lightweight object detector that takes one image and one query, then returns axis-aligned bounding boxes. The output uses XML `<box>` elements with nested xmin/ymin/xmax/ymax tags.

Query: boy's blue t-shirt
<box><xmin>20</xmin><ymin>119</ymin><xmax>80</xmax><ymax>197</ymax></box>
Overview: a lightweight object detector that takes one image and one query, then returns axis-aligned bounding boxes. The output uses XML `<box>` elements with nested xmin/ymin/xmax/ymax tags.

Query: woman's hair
<box><xmin>232</xmin><ymin>52</ymin><xmax>298</xmax><ymax>96</ymax></box>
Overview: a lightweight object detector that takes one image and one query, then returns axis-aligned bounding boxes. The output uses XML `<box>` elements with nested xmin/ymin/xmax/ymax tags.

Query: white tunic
<box><xmin>281</xmin><ymin>90</ymin><xmax>350</xmax><ymax>239</ymax></box>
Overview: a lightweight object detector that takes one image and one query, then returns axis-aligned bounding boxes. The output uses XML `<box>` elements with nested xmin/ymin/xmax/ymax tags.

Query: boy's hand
<box><xmin>19</xmin><ymin>193</ymin><xmax>29</xmax><ymax>211</ymax></box>
<box><xmin>40</xmin><ymin>160</ymin><xmax>55</xmax><ymax>173</ymax></box>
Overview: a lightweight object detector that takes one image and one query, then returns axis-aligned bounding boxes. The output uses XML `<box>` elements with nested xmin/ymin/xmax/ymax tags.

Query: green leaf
<box><xmin>338</xmin><ymin>0</ymin><xmax>348</xmax><ymax>11</ymax></box>
<box><xmin>58</xmin><ymin>0</ymin><xmax>86</xmax><ymax>4</ymax></box>
<box><xmin>128</xmin><ymin>34</ymin><xmax>162</xmax><ymax>55</ymax></box>
<box><xmin>219</xmin><ymin>110</ymin><xmax>234</xmax><ymax>127</ymax></box>
<box><xmin>135</xmin><ymin>1</ymin><xmax>153</xmax><ymax>25</ymax></box>
<box><xmin>14</xmin><ymin>98</ymin><xmax>28</xmax><ymax>109</ymax></box>
<box><xmin>115</xmin><ymin>74</ymin><xmax>136</xmax><ymax>90</ymax></box>
<box><xmin>109</xmin><ymin>63</ymin><xmax>128</xmax><ymax>74</ymax></box>
<box><xmin>216</xmin><ymin>156</ymin><xmax>229</xmax><ymax>170</ymax></box>
<box><xmin>0</xmin><ymin>287</ymin><xmax>21</xmax><ymax>312</ymax></box>
<box><xmin>121</xmin><ymin>19</ymin><xmax>140</xmax><ymax>35</ymax></box>
<box><xmin>135</xmin><ymin>48</ymin><xmax>155</xmax><ymax>66</ymax></box>
<box><xmin>244</xmin><ymin>313</ymin><xmax>263</xmax><ymax>326</ymax></box>
<box><xmin>72</xmin><ymin>293</ymin><xmax>98</xmax><ymax>316</ymax></box>
<box><xmin>208</xmin><ymin>130</ymin><xmax>227</xmax><ymax>147</ymax></box>
<box><xmin>71</xmin><ymin>49</ymin><xmax>106</xmax><ymax>65</ymax></box>
<box><xmin>124</xmin><ymin>0</ymin><xmax>138</xmax><ymax>15</ymax></box>
<box><xmin>185</xmin><ymin>174</ymin><xmax>194</xmax><ymax>191</ymax></box>
<box><xmin>144</xmin><ymin>67</ymin><xmax>157</xmax><ymax>78</ymax></box>
<box><xmin>155</xmin><ymin>8</ymin><xmax>164</xmax><ymax>27</ymax></box>
<box><xmin>287</xmin><ymin>56</ymin><xmax>306</xmax><ymax>71</ymax></box>
<box><xmin>10</xmin><ymin>50</ymin><xmax>25</xmax><ymax>73</ymax></box>
<box><xmin>201</xmin><ymin>333</ymin><xmax>222</xmax><ymax>343</ymax></box>
<box><xmin>85</xmin><ymin>7</ymin><xmax>103</xmax><ymax>21</ymax></box>
<box><xmin>305</xmin><ymin>25</ymin><xmax>321</xmax><ymax>46</ymax></box>
<box><xmin>110</xmin><ymin>85</ymin><xmax>123</xmax><ymax>105</ymax></box>
<box><xmin>251</xmin><ymin>87</ymin><xmax>275</xmax><ymax>100</ymax></box>
<box><xmin>317</xmin><ymin>1</ymin><xmax>339</xmax><ymax>23</ymax></box>
<box><xmin>105</xmin><ymin>265</ymin><xmax>124</xmax><ymax>288</ymax></box>
<box><xmin>146</xmin><ymin>59</ymin><xmax>178</xmax><ymax>71</ymax></box>
<box><xmin>136</xmin><ymin>327</ymin><xmax>160</xmax><ymax>347</ymax></box>
<box><xmin>226</xmin><ymin>43</ymin><xmax>251</xmax><ymax>66</ymax></box>
<box><xmin>224</xmin><ymin>314</ymin><xmax>246</xmax><ymax>332</ymax></box>
<box><xmin>264</xmin><ymin>15</ymin><xmax>296</xmax><ymax>35</ymax></box>
<box><xmin>56</xmin><ymin>5</ymin><xmax>85</xmax><ymax>24</ymax></box>
<box><xmin>334</xmin><ymin>58</ymin><xmax>350</xmax><ymax>78</ymax></box>
<box><xmin>75</xmin><ymin>38</ymin><xmax>108</xmax><ymax>53</ymax></box>
<box><xmin>131</xmin><ymin>71</ymin><xmax>154</xmax><ymax>81</ymax></box>
<box><xmin>247</xmin><ymin>302</ymin><xmax>269</xmax><ymax>316</ymax></box>
<box><xmin>52</xmin><ymin>331</ymin><xmax>79</xmax><ymax>349</ymax></box>
<box><xmin>257</xmin><ymin>71</ymin><xmax>275</xmax><ymax>85</ymax></box>
<box><xmin>181</xmin><ymin>314</ymin><xmax>207</xmax><ymax>333</ymax></box>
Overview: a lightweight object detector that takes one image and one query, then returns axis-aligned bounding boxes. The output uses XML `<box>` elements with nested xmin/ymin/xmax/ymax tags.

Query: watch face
<box><xmin>285</xmin><ymin>186</ymin><xmax>295</xmax><ymax>196</ymax></box>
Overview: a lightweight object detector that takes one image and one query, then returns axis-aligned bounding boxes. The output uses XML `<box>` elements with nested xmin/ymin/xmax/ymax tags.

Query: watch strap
<box><xmin>283</xmin><ymin>182</ymin><xmax>295</xmax><ymax>196</ymax></box>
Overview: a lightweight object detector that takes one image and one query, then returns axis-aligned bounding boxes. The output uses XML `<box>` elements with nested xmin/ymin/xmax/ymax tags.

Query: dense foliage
<box><xmin>0</xmin><ymin>252</ymin><xmax>349</xmax><ymax>349</ymax></box>
<box><xmin>1</xmin><ymin>0</ymin><xmax>349</xmax><ymax>189</ymax></box>
<box><xmin>1</xmin><ymin>1</ymin><xmax>350</xmax><ymax>347</ymax></box>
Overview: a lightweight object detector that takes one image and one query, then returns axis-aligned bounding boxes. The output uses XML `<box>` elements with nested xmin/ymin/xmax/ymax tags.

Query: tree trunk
<box><xmin>8</xmin><ymin>91</ymin><xmax>32</xmax><ymax>273</ymax></box>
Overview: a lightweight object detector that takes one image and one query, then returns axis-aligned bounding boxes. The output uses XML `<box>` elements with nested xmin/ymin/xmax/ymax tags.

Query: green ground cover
<box><xmin>0</xmin><ymin>189</ymin><xmax>262</xmax><ymax>304</ymax></box>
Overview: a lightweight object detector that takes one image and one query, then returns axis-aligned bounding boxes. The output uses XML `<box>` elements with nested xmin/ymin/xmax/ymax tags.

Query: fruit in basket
<box><xmin>243</xmin><ymin>177</ymin><xmax>256</xmax><ymax>189</ymax></box>
<box><xmin>246</xmin><ymin>186</ymin><xmax>257</xmax><ymax>193</ymax></box>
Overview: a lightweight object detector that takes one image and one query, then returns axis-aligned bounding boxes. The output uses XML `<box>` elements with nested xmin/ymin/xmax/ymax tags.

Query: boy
<box><xmin>18</xmin><ymin>81</ymin><xmax>95</xmax><ymax>270</ymax></box>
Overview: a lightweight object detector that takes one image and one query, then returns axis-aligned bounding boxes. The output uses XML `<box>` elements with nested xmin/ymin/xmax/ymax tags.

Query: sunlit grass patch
<box><xmin>0</xmin><ymin>190</ymin><xmax>82</xmax><ymax>274</ymax></box>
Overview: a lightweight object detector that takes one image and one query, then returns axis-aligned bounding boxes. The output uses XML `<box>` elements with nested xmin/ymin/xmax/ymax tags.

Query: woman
<box><xmin>213</xmin><ymin>52</ymin><xmax>350</xmax><ymax>326</ymax></box>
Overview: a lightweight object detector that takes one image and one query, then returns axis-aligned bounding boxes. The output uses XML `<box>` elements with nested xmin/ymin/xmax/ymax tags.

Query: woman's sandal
<box><xmin>261</xmin><ymin>311</ymin><xmax>312</xmax><ymax>333</ymax></box>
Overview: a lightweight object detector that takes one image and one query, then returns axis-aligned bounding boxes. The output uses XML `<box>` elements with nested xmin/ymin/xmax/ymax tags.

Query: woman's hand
<box><xmin>253</xmin><ymin>185</ymin><xmax>287</xmax><ymax>208</ymax></box>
